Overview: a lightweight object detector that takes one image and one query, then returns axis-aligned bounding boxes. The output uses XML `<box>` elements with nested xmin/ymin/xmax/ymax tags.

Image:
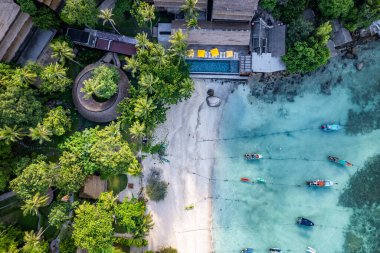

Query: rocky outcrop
<box><xmin>206</xmin><ymin>95</ymin><xmax>221</xmax><ymax>107</ymax></box>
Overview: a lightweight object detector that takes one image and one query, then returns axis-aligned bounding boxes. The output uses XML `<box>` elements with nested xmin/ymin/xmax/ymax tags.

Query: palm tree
<box><xmin>129</xmin><ymin>121</ymin><xmax>145</xmax><ymax>140</ymax></box>
<box><xmin>29</xmin><ymin>123</ymin><xmax>52</xmax><ymax>144</ymax></box>
<box><xmin>151</xmin><ymin>44</ymin><xmax>167</xmax><ymax>66</ymax></box>
<box><xmin>0</xmin><ymin>125</ymin><xmax>24</xmax><ymax>144</ymax></box>
<box><xmin>22</xmin><ymin>229</ymin><xmax>45</xmax><ymax>252</ymax></box>
<box><xmin>98</xmin><ymin>8</ymin><xmax>120</xmax><ymax>34</ymax></box>
<box><xmin>21</xmin><ymin>193</ymin><xmax>49</xmax><ymax>230</ymax></box>
<box><xmin>141</xmin><ymin>4</ymin><xmax>156</xmax><ymax>34</ymax></box>
<box><xmin>187</xmin><ymin>17</ymin><xmax>199</xmax><ymax>29</ymax></box>
<box><xmin>169</xmin><ymin>29</ymin><xmax>188</xmax><ymax>63</ymax></box>
<box><xmin>135</xmin><ymin>32</ymin><xmax>150</xmax><ymax>51</ymax></box>
<box><xmin>42</xmin><ymin>63</ymin><xmax>69</xmax><ymax>80</ymax></box>
<box><xmin>50</xmin><ymin>41</ymin><xmax>81</xmax><ymax>66</ymax></box>
<box><xmin>13</xmin><ymin>67</ymin><xmax>37</xmax><ymax>87</ymax></box>
<box><xmin>138</xmin><ymin>73</ymin><xmax>158</xmax><ymax>94</ymax></box>
<box><xmin>124</xmin><ymin>57</ymin><xmax>140</xmax><ymax>77</ymax></box>
<box><xmin>181</xmin><ymin>0</ymin><xmax>199</xmax><ymax>21</ymax></box>
<box><xmin>134</xmin><ymin>96</ymin><xmax>157</xmax><ymax>120</ymax></box>
<box><xmin>129</xmin><ymin>121</ymin><xmax>146</xmax><ymax>159</ymax></box>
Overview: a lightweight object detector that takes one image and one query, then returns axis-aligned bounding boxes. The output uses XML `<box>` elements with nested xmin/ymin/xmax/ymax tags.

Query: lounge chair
<box><xmin>197</xmin><ymin>49</ymin><xmax>206</xmax><ymax>58</ymax></box>
<box><xmin>210</xmin><ymin>48</ymin><xmax>219</xmax><ymax>58</ymax></box>
<box><xmin>226</xmin><ymin>50</ymin><xmax>234</xmax><ymax>58</ymax></box>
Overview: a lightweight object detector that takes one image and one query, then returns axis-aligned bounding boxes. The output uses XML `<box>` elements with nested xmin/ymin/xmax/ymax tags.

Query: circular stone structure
<box><xmin>73</xmin><ymin>62</ymin><xmax>129</xmax><ymax>123</ymax></box>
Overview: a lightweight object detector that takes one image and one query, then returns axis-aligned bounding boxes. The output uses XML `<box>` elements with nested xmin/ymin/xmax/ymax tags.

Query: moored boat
<box><xmin>306</xmin><ymin>180</ymin><xmax>335</xmax><ymax>187</ymax></box>
<box><xmin>321</xmin><ymin>124</ymin><xmax>342</xmax><ymax>132</ymax></box>
<box><xmin>241</xmin><ymin>248</ymin><xmax>254</xmax><ymax>253</ymax></box>
<box><xmin>240</xmin><ymin>178</ymin><xmax>251</xmax><ymax>183</ymax></box>
<box><xmin>297</xmin><ymin>217</ymin><xmax>314</xmax><ymax>226</ymax></box>
<box><xmin>306</xmin><ymin>246</ymin><xmax>317</xmax><ymax>253</ymax></box>
<box><xmin>269</xmin><ymin>248</ymin><xmax>282</xmax><ymax>253</ymax></box>
<box><xmin>245</xmin><ymin>153</ymin><xmax>263</xmax><ymax>160</ymax></box>
<box><xmin>257</xmin><ymin>177</ymin><xmax>266</xmax><ymax>183</ymax></box>
<box><xmin>328</xmin><ymin>156</ymin><xmax>353</xmax><ymax>166</ymax></box>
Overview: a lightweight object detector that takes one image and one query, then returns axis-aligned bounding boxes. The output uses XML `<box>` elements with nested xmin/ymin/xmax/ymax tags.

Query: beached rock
<box><xmin>207</xmin><ymin>89</ymin><xmax>214</xmax><ymax>96</ymax></box>
<box><xmin>321</xmin><ymin>81</ymin><xmax>331</xmax><ymax>95</ymax></box>
<box><xmin>356</xmin><ymin>62</ymin><xmax>364</xmax><ymax>71</ymax></box>
<box><xmin>345</xmin><ymin>53</ymin><xmax>355</xmax><ymax>59</ymax></box>
<box><xmin>206</xmin><ymin>96</ymin><xmax>221</xmax><ymax>107</ymax></box>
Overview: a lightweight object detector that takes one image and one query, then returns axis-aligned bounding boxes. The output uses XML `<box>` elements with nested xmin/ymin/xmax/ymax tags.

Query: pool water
<box><xmin>210</xmin><ymin>41</ymin><xmax>380</xmax><ymax>253</ymax></box>
<box><xmin>187</xmin><ymin>59</ymin><xmax>239</xmax><ymax>74</ymax></box>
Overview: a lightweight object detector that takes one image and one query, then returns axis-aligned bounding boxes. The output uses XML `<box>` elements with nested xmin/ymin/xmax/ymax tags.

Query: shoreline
<box><xmin>144</xmin><ymin>79</ymin><xmax>236</xmax><ymax>253</ymax></box>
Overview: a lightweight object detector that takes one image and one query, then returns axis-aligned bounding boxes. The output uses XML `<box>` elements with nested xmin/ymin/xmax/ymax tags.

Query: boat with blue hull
<box><xmin>321</xmin><ymin>124</ymin><xmax>342</xmax><ymax>132</ymax></box>
<box><xmin>241</xmin><ymin>248</ymin><xmax>254</xmax><ymax>253</ymax></box>
<box><xmin>328</xmin><ymin>156</ymin><xmax>353</xmax><ymax>166</ymax></box>
<box><xmin>297</xmin><ymin>217</ymin><xmax>315</xmax><ymax>226</ymax></box>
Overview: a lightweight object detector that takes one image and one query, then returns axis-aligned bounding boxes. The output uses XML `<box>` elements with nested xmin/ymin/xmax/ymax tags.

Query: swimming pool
<box><xmin>186</xmin><ymin>59</ymin><xmax>239</xmax><ymax>74</ymax></box>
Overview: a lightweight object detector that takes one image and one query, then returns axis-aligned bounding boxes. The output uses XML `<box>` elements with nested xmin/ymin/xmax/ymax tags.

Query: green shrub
<box><xmin>32</xmin><ymin>7</ymin><xmax>60</xmax><ymax>29</ymax></box>
<box><xmin>146</xmin><ymin>169</ymin><xmax>168</xmax><ymax>201</ymax></box>
<box><xmin>318</xmin><ymin>0</ymin><xmax>354</xmax><ymax>19</ymax></box>
<box><xmin>260</xmin><ymin>0</ymin><xmax>277</xmax><ymax>12</ymax></box>
<box><xmin>81</xmin><ymin>65</ymin><xmax>119</xmax><ymax>100</ymax></box>
<box><xmin>159</xmin><ymin>247</ymin><xmax>178</xmax><ymax>253</ymax></box>
<box><xmin>17</xmin><ymin>0</ymin><xmax>37</xmax><ymax>16</ymax></box>
<box><xmin>114</xmin><ymin>0</ymin><xmax>133</xmax><ymax>16</ymax></box>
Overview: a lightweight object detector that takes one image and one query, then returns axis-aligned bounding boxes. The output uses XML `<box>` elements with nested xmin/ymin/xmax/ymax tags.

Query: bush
<box><xmin>17</xmin><ymin>0</ymin><xmax>37</xmax><ymax>16</ymax></box>
<box><xmin>114</xmin><ymin>0</ymin><xmax>133</xmax><ymax>16</ymax></box>
<box><xmin>318</xmin><ymin>0</ymin><xmax>354</xmax><ymax>19</ymax></box>
<box><xmin>32</xmin><ymin>7</ymin><xmax>60</xmax><ymax>29</ymax></box>
<box><xmin>273</xmin><ymin>0</ymin><xmax>307</xmax><ymax>23</ymax></box>
<box><xmin>260</xmin><ymin>0</ymin><xmax>277</xmax><ymax>12</ymax></box>
<box><xmin>146</xmin><ymin>169</ymin><xmax>168</xmax><ymax>201</ymax></box>
<box><xmin>159</xmin><ymin>247</ymin><xmax>178</xmax><ymax>253</ymax></box>
<box><xmin>286</xmin><ymin>17</ymin><xmax>315</xmax><ymax>48</ymax></box>
<box><xmin>81</xmin><ymin>65</ymin><xmax>119</xmax><ymax>100</ymax></box>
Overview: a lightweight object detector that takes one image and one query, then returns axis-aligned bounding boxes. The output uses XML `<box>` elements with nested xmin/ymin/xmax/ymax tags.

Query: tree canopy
<box><xmin>81</xmin><ymin>65</ymin><xmax>119</xmax><ymax>100</ymax></box>
<box><xmin>120</xmin><ymin>32</ymin><xmax>194</xmax><ymax>135</ymax></box>
<box><xmin>318</xmin><ymin>0</ymin><xmax>354</xmax><ymax>19</ymax></box>
<box><xmin>59</xmin><ymin>123</ymin><xmax>141</xmax><ymax>177</ymax></box>
<box><xmin>283</xmin><ymin>22</ymin><xmax>332</xmax><ymax>73</ymax></box>
<box><xmin>60</xmin><ymin>0</ymin><xmax>98</xmax><ymax>27</ymax></box>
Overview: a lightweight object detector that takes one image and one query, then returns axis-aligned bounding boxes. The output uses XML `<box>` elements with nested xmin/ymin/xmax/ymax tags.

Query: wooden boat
<box><xmin>244</xmin><ymin>153</ymin><xmax>263</xmax><ymax>160</ymax></box>
<box><xmin>269</xmin><ymin>248</ymin><xmax>282</xmax><ymax>253</ymax></box>
<box><xmin>297</xmin><ymin>217</ymin><xmax>314</xmax><ymax>226</ymax></box>
<box><xmin>328</xmin><ymin>156</ymin><xmax>353</xmax><ymax>166</ymax></box>
<box><xmin>240</xmin><ymin>177</ymin><xmax>251</xmax><ymax>183</ymax></box>
<box><xmin>306</xmin><ymin>180</ymin><xmax>335</xmax><ymax>187</ymax></box>
<box><xmin>321</xmin><ymin>124</ymin><xmax>342</xmax><ymax>132</ymax></box>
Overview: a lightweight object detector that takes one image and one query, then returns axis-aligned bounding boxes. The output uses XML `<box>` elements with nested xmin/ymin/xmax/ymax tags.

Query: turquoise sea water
<box><xmin>211</xmin><ymin>41</ymin><xmax>380</xmax><ymax>253</ymax></box>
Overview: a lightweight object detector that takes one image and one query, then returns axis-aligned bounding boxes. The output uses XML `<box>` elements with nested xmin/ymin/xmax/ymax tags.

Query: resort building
<box><xmin>0</xmin><ymin>0</ymin><xmax>57</xmax><ymax>64</ymax></box>
<box><xmin>67</xmin><ymin>28</ymin><xmax>137</xmax><ymax>56</ymax></box>
<box><xmin>251</xmin><ymin>18</ymin><xmax>286</xmax><ymax>72</ymax></box>
<box><xmin>172</xmin><ymin>20</ymin><xmax>252</xmax><ymax>77</ymax></box>
<box><xmin>211</xmin><ymin>0</ymin><xmax>259</xmax><ymax>23</ymax></box>
<box><xmin>36</xmin><ymin>0</ymin><xmax>63</xmax><ymax>11</ymax></box>
<box><xmin>332</xmin><ymin>20</ymin><xmax>353</xmax><ymax>48</ymax></box>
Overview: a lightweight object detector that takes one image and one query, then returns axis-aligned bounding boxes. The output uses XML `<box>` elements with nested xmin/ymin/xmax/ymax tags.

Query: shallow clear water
<box><xmin>211</xmin><ymin>41</ymin><xmax>380</xmax><ymax>253</ymax></box>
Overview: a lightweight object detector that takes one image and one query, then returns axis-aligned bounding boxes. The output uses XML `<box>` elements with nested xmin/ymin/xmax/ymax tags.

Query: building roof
<box><xmin>154</xmin><ymin>0</ymin><xmax>207</xmax><ymax>12</ymax></box>
<box><xmin>79</xmin><ymin>175</ymin><xmax>107</xmax><ymax>199</ymax></box>
<box><xmin>171</xmin><ymin>20</ymin><xmax>251</xmax><ymax>46</ymax></box>
<box><xmin>332</xmin><ymin>20</ymin><xmax>352</xmax><ymax>47</ymax></box>
<box><xmin>67</xmin><ymin>28</ymin><xmax>90</xmax><ymax>44</ymax></box>
<box><xmin>252</xmin><ymin>19</ymin><xmax>286</xmax><ymax>57</ymax></box>
<box><xmin>212</xmin><ymin>0</ymin><xmax>259</xmax><ymax>22</ymax></box>
<box><xmin>268</xmin><ymin>25</ymin><xmax>286</xmax><ymax>57</ymax></box>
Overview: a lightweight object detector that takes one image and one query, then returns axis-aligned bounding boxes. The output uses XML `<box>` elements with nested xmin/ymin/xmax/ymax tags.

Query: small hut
<box><xmin>79</xmin><ymin>175</ymin><xmax>107</xmax><ymax>200</ymax></box>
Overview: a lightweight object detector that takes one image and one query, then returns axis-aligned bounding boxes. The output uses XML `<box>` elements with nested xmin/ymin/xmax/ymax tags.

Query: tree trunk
<box><xmin>37</xmin><ymin>211</ymin><xmax>41</xmax><ymax>230</ymax></box>
<box><xmin>111</xmin><ymin>22</ymin><xmax>121</xmax><ymax>35</ymax></box>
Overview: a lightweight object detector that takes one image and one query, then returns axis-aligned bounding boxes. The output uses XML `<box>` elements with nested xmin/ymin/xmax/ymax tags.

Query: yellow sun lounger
<box><xmin>210</xmin><ymin>48</ymin><xmax>219</xmax><ymax>58</ymax></box>
<box><xmin>197</xmin><ymin>49</ymin><xmax>206</xmax><ymax>58</ymax></box>
<box><xmin>187</xmin><ymin>49</ymin><xmax>194</xmax><ymax>58</ymax></box>
<box><xmin>226</xmin><ymin>50</ymin><xmax>234</xmax><ymax>58</ymax></box>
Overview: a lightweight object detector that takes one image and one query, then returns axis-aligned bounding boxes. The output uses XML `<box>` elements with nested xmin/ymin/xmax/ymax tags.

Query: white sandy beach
<box><xmin>144</xmin><ymin>79</ymin><xmax>236</xmax><ymax>253</ymax></box>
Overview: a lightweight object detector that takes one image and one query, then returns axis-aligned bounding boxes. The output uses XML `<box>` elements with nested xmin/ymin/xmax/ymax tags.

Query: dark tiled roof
<box><xmin>67</xmin><ymin>28</ymin><xmax>90</xmax><ymax>44</ymax></box>
<box><xmin>212</xmin><ymin>0</ymin><xmax>259</xmax><ymax>22</ymax></box>
<box><xmin>268</xmin><ymin>25</ymin><xmax>286</xmax><ymax>57</ymax></box>
<box><xmin>332</xmin><ymin>20</ymin><xmax>352</xmax><ymax>47</ymax></box>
